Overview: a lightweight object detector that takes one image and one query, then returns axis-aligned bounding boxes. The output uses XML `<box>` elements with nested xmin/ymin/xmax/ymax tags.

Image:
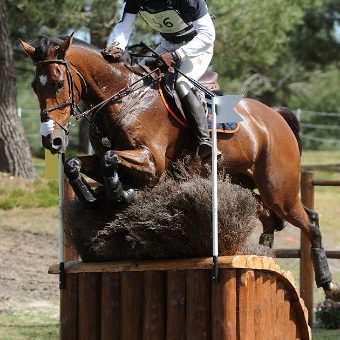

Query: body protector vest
<box><xmin>136</xmin><ymin>0</ymin><xmax>199</xmax><ymax>43</ymax></box>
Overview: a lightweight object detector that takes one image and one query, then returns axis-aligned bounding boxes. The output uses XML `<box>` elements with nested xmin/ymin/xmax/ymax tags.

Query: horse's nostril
<box><xmin>52</xmin><ymin>137</ymin><xmax>63</xmax><ymax>147</ymax></box>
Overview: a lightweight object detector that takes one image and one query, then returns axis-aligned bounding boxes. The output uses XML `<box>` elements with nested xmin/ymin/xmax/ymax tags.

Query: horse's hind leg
<box><xmin>303</xmin><ymin>206</ymin><xmax>340</xmax><ymax>300</ymax></box>
<box><xmin>270</xmin><ymin>197</ymin><xmax>340</xmax><ymax>300</ymax></box>
<box><xmin>255</xmin><ymin>194</ymin><xmax>285</xmax><ymax>248</ymax></box>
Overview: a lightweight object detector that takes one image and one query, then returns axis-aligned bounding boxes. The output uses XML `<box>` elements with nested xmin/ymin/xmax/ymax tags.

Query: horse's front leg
<box><xmin>101</xmin><ymin>151</ymin><xmax>136</xmax><ymax>205</ymax></box>
<box><xmin>64</xmin><ymin>155</ymin><xmax>103</xmax><ymax>206</ymax></box>
<box><xmin>100</xmin><ymin>147</ymin><xmax>160</xmax><ymax>205</ymax></box>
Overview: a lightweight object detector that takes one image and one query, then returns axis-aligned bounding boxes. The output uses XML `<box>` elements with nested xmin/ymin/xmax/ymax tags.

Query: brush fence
<box><xmin>49</xmin><ymin>255</ymin><xmax>310</xmax><ymax>340</ymax></box>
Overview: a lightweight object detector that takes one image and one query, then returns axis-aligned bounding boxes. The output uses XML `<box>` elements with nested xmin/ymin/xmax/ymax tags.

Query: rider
<box><xmin>102</xmin><ymin>0</ymin><xmax>216</xmax><ymax>159</ymax></box>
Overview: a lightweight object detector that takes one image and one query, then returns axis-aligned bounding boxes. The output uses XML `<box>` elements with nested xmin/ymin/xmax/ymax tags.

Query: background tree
<box><xmin>0</xmin><ymin>0</ymin><xmax>35</xmax><ymax>178</ymax></box>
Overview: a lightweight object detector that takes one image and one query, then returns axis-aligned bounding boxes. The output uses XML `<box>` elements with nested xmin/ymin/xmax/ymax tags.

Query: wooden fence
<box><xmin>275</xmin><ymin>170</ymin><xmax>340</xmax><ymax>326</ymax></box>
<box><xmin>49</xmin><ymin>256</ymin><xmax>311</xmax><ymax>340</ymax></box>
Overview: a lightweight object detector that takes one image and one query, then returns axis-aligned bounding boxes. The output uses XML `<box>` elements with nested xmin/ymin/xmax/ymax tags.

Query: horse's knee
<box><xmin>101</xmin><ymin>151</ymin><xmax>120</xmax><ymax>176</ymax></box>
<box><xmin>64</xmin><ymin>157</ymin><xmax>81</xmax><ymax>180</ymax></box>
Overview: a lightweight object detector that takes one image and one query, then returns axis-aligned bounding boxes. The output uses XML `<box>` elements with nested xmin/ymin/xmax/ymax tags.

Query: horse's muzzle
<box><xmin>42</xmin><ymin>131</ymin><xmax>69</xmax><ymax>154</ymax></box>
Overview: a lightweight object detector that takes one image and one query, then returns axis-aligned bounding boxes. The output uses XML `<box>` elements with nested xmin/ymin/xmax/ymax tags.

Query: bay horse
<box><xmin>20</xmin><ymin>35</ymin><xmax>339</xmax><ymax>300</ymax></box>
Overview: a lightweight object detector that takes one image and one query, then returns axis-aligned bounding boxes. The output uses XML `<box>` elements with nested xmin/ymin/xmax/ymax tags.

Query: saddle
<box><xmin>159</xmin><ymin>70</ymin><xmax>239</xmax><ymax>133</ymax></box>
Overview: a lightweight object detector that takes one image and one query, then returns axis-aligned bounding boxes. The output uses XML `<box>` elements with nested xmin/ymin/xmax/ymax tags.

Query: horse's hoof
<box><xmin>121</xmin><ymin>188</ymin><xmax>135</xmax><ymax>205</ymax></box>
<box><xmin>324</xmin><ymin>282</ymin><xmax>340</xmax><ymax>301</ymax></box>
<box><xmin>259</xmin><ymin>233</ymin><xmax>274</xmax><ymax>248</ymax></box>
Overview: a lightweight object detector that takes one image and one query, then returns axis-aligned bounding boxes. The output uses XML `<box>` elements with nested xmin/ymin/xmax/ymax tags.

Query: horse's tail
<box><xmin>272</xmin><ymin>106</ymin><xmax>302</xmax><ymax>155</ymax></box>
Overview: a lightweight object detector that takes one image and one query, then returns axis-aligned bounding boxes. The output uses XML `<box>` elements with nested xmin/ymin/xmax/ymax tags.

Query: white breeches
<box><xmin>149</xmin><ymin>38</ymin><xmax>213</xmax><ymax>97</ymax></box>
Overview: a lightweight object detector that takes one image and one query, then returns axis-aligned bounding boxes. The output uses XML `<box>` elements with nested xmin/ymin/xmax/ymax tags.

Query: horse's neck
<box><xmin>69</xmin><ymin>46</ymin><xmax>135</xmax><ymax>105</ymax></box>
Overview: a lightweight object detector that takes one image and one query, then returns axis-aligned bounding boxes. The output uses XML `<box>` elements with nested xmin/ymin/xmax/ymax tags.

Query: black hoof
<box><xmin>120</xmin><ymin>188</ymin><xmax>135</xmax><ymax>205</ymax></box>
<box><xmin>259</xmin><ymin>233</ymin><xmax>274</xmax><ymax>248</ymax></box>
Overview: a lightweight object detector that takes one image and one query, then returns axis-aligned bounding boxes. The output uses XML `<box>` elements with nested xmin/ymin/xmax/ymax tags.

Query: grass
<box><xmin>0</xmin><ymin>307</ymin><xmax>58</xmax><ymax>340</ymax></box>
<box><xmin>0</xmin><ymin>177</ymin><xmax>58</xmax><ymax>210</ymax></box>
<box><xmin>313</xmin><ymin>328</ymin><xmax>340</xmax><ymax>339</ymax></box>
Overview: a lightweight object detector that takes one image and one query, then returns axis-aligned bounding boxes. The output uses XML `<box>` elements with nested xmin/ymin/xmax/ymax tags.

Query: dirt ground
<box><xmin>0</xmin><ymin>208</ymin><xmax>59</xmax><ymax>313</ymax></box>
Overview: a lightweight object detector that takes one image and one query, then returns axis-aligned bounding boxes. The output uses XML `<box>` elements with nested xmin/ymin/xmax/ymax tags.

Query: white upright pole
<box><xmin>211</xmin><ymin>97</ymin><xmax>219</xmax><ymax>280</ymax></box>
<box><xmin>58</xmin><ymin>154</ymin><xmax>65</xmax><ymax>289</ymax></box>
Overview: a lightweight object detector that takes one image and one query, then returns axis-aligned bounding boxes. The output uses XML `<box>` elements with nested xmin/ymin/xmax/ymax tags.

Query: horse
<box><xmin>20</xmin><ymin>35</ymin><xmax>340</xmax><ymax>301</ymax></box>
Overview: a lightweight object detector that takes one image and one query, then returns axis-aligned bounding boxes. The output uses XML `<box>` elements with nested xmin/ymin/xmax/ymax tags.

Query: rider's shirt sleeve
<box><xmin>107</xmin><ymin>1</ymin><xmax>137</xmax><ymax>50</ymax></box>
<box><xmin>175</xmin><ymin>12</ymin><xmax>215</xmax><ymax>59</ymax></box>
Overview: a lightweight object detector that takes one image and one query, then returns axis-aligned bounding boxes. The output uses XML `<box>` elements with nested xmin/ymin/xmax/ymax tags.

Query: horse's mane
<box><xmin>32</xmin><ymin>35</ymin><xmax>99</xmax><ymax>63</ymax></box>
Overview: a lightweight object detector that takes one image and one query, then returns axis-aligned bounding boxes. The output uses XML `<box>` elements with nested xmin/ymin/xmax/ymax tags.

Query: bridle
<box><xmin>36</xmin><ymin>56</ymin><xmax>163</xmax><ymax>137</ymax></box>
<box><xmin>36</xmin><ymin>58</ymin><xmax>88</xmax><ymax>134</ymax></box>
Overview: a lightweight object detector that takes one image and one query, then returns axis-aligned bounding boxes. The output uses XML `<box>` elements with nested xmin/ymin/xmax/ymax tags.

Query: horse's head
<box><xmin>20</xmin><ymin>35</ymin><xmax>83</xmax><ymax>153</ymax></box>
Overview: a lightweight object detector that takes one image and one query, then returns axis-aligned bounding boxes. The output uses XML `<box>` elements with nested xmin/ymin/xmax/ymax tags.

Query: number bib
<box><xmin>139</xmin><ymin>10</ymin><xmax>190</xmax><ymax>34</ymax></box>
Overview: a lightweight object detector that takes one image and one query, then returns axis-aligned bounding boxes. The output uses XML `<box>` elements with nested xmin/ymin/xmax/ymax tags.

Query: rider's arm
<box><xmin>175</xmin><ymin>13</ymin><xmax>215</xmax><ymax>60</ymax></box>
<box><xmin>107</xmin><ymin>13</ymin><xmax>137</xmax><ymax>50</ymax></box>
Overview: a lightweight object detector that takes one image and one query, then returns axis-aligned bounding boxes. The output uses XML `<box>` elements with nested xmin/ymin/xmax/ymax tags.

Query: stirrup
<box><xmin>197</xmin><ymin>141</ymin><xmax>222</xmax><ymax>160</ymax></box>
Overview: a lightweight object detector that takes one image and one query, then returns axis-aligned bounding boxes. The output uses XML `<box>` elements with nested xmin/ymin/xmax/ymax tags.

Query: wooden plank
<box><xmin>211</xmin><ymin>269</ymin><xmax>237</xmax><ymax>340</ymax></box>
<box><xmin>166</xmin><ymin>271</ymin><xmax>186</xmax><ymax>340</ymax></box>
<box><xmin>186</xmin><ymin>270</ymin><xmax>211</xmax><ymax>340</ymax></box>
<box><xmin>254</xmin><ymin>272</ymin><xmax>272</xmax><ymax>340</ymax></box>
<box><xmin>269</xmin><ymin>275</ymin><xmax>277</xmax><ymax>340</ymax></box>
<box><xmin>254</xmin><ymin>273</ymin><xmax>265</xmax><ymax>340</ymax></box>
<box><xmin>78</xmin><ymin>273</ymin><xmax>100</xmax><ymax>340</ymax></box>
<box><xmin>120</xmin><ymin>272</ymin><xmax>143</xmax><ymax>340</ymax></box>
<box><xmin>48</xmin><ymin>255</ymin><xmax>248</xmax><ymax>274</ymax></box>
<box><xmin>143</xmin><ymin>271</ymin><xmax>166</xmax><ymax>339</ymax></box>
<box><xmin>101</xmin><ymin>272</ymin><xmax>121</xmax><ymax>340</ymax></box>
<box><xmin>276</xmin><ymin>281</ymin><xmax>285</xmax><ymax>340</ymax></box>
<box><xmin>60</xmin><ymin>274</ymin><xmax>78</xmax><ymax>340</ymax></box>
<box><xmin>237</xmin><ymin>269</ymin><xmax>255</xmax><ymax>340</ymax></box>
<box><xmin>289</xmin><ymin>302</ymin><xmax>297</xmax><ymax>340</ymax></box>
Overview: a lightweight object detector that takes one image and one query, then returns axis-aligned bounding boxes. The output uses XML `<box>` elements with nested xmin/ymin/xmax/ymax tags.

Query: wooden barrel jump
<box><xmin>49</xmin><ymin>255</ymin><xmax>310</xmax><ymax>340</ymax></box>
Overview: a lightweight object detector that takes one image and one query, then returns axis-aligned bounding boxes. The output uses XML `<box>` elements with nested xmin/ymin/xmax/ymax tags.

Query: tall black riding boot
<box><xmin>181</xmin><ymin>89</ymin><xmax>213</xmax><ymax>159</ymax></box>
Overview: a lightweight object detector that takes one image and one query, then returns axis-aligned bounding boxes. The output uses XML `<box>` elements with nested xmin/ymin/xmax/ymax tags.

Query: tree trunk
<box><xmin>0</xmin><ymin>1</ymin><xmax>36</xmax><ymax>178</ymax></box>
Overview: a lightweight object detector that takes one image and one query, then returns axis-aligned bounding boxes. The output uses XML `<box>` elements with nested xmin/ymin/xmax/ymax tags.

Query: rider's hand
<box><xmin>160</xmin><ymin>52</ymin><xmax>181</xmax><ymax>67</ymax></box>
<box><xmin>101</xmin><ymin>45</ymin><xmax>124</xmax><ymax>62</ymax></box>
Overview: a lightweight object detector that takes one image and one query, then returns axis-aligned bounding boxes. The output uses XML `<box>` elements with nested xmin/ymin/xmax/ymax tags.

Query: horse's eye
<box><xmin>56</xmin><ymin>80</ymin><xmax>64</xmax><ymax>92</ymax></box>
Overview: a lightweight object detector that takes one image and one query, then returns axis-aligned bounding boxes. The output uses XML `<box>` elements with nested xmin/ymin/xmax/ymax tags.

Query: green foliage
<box><xmin>316</xmin><ymin>299</ymin><xmax>340</xmax><ymax>329</ymax></box>
<box><xmin>0</xmin><ymin>179</ymin><xmax>58</xmax><ymax>209</ymax></box>
<box><xmin>208</xmin><ymin>0</ymin><xmax>320</xmax><ymax>76</ymax></box>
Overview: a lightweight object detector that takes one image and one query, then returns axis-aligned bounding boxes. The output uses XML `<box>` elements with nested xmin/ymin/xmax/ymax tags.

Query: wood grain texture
<box><xmin>120</xmin><ymin>271</ymin><xmax>143</xmax><ymax>340</ymax></box>
<box><xmin>237</xmin><ymin>269</ymin><xmax>255</xmax><ymax>340</ymax></box>
<box><xmin>60</xmin><ymin>274</ymin><xmax>78</xmax><ymax>340</ymax></box>
<box><xmin>143</xmin><ymin>271</ymin><xmax>166</xmax><ymax>340</ymax></box>
<box><xmin>166</xmin><ymin>271</ymin><xmax>186</xmax><ymax>340</ymax></box>
<box><xmin>211</xmin><ymin>269</ymin><xmax>237</xmax><ymax>340</ymax></box>
<box><xmin>186</xmin><ymin>270</ymin><xmax>211</xmax><ymax>340</ymax></box>
<box><xmin>101</xmin><ymin>272</ymin><xmax>121</xmax><ymax>340</ymax></box>
<box><xmin>78</xmin><ymin>273</ymin><xmax>100</xmax><ymax>340</ymax></box>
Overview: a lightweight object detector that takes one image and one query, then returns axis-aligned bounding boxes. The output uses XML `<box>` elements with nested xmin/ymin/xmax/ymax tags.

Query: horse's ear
<box><xmin>19</xmin><ymin>39</ymin><xmax>35</xmax><ymax>58</ymax></box>
<box><xmin>57</xmin><ymin>33</ymin><xmax>74</xmax><ymax>59</ymax></box>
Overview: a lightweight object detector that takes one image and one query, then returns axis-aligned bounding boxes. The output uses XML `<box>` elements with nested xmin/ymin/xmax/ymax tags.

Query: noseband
<box><xmin>37</xmin><ymin>58</ymin><xmax>87</xmax><ymax>134</ymax></box>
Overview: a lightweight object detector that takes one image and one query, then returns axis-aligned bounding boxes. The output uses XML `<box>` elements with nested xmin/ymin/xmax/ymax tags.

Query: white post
<box><xmin>58</xmin><ymin>154</ymin><xmax>65</xmax><ymax>289</ymax></box>
<box><xmin>211</xmin><ymin>97</ymin><xmax>219</xmax><ymax>280</ymax></box>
